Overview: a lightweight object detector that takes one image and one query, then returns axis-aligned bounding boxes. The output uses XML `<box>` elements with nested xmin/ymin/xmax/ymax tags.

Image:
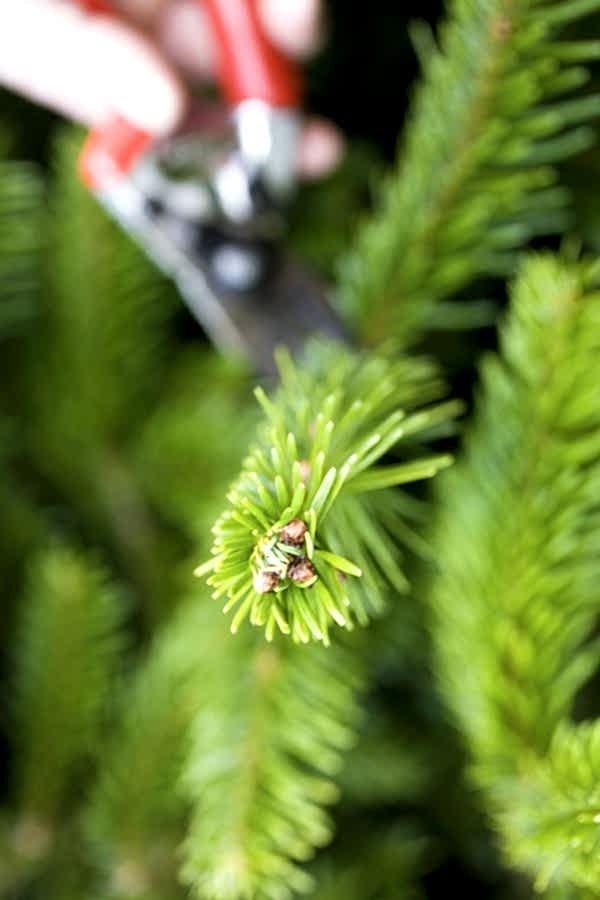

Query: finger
<box><xmin>156</xmin><ymin>0</ymin><xmax>216</xmax><ymax>80</ymax></box>
<box><xmin>156</xmin><ymin>0</ymin><xmax>324</xmax><ymax>82</ymax></box>
<box><xmin>120</xmin><ymin>0</ymin><xmax>324</xmax><ymax>62</ymax></box>
<box><xmin>0</xmin><ymin>0</ymin><xmax>186</xmax><ymax>135</ymax></box>
<box><xmin>297</xmin><ymin>118</ymin><xmax>344</xmax><ymax>180</ymax></box>
<box><xmin>112</xmin><ymin>0</ymin><xmax>168</xmax><ymax>26</ymax></box>
<box><xmin>258</xmin><ymin>0</ymin><xmax>323</xmax><ymax>59</ymax></box>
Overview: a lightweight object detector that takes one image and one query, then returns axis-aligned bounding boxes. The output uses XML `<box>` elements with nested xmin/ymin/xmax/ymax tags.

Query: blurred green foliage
<box><xmin>2</xmin><ymin>1</ymin><xmax>600</xmax><ymax>899</ymax></box>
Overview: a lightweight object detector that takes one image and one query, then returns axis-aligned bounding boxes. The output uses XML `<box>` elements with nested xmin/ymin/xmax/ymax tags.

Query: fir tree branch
<box><xmin>87</xmin><ymin>600</ymin><xmax>211</xmax><ymax>899</ymax></box>
<box><xmin>181</xmin><ymin>345</ymin><xmax>455</xmax><ymax>895</ymax></box>
<box><xmin>0</xmin><ymin>158</ymin><xmax>43</xmax><ymax>338</ymax></box>
<box><xmin>181</xmin><ymin>606</ymin><xmax>365</xmax><ymax>900</ymax></box>
<box><xmin>25</xmin><ymin>129</ymin><xmax>179</xmax><ymax>624</ymax></box>
<box><xmin>500</xmin><ymin>721</ymin><xmax>600</xmax><ymax>893</ymax></box>
<box><xmin>429</xmin><ymin>254</ymin><xmax>600</xmax><ymax>894</ymax></box>
<box><xmin>197</xmin><ymin>340</ymin><xmax>459</xmax><ymax>645</ymax></box>
<box><xmin>11</xmin><ymin>543</ymin><xmax>125</xmax><ymax>827</ymax></box>
<box><xmin>87</xmin><ymin>589</ymin><xmax>368</xmax><ymax>900</ymax></box>
<box><xmin>31</xmin><ymin>129</ymin><xmax>175</xmax><ymax>447</ymax></box>
<box><xmin>338</xmin><ymin>0</ymin><xmax>600</xmax><ymax>346</ymax></box>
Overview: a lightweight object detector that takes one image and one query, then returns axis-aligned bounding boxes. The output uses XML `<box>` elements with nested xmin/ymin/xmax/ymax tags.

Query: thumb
<box><xmin>258</xmin><ymin>0</ymin><xmax>323</xmax><ymax>59</ymax></box>
<box><xmin>0</xmin><ymin>0</ymin><xmax>186</xmax><ymax>136</ymax></box>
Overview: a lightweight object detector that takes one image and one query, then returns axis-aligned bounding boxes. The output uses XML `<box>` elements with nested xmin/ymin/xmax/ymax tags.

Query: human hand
<box><xmin>0</xmin><ymin>0</ymin><xmax>343</xmax><ymax>178</ymax></box>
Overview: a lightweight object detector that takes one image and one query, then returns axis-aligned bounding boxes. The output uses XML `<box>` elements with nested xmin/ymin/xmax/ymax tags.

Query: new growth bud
<box><xmin>253</xmin><ymin>570</ymin><xmax>280</xmax><ymax>594</ymax></box>
<box><xmin>278</xmin><ymin>518</ymin><xmax>307</xmax><ymax>546</ymax></box>
<box><xmin>288</xmin><ymin>558</ymin><xmax>316</xmax><ymax>584</ymax></box>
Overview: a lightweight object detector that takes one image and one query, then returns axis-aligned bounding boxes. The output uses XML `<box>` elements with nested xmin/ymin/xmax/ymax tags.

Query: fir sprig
<box><xmin>87</xmin><ymin>599</ymin><xmax>211</xmax><ymax>899</ymax></box>
<box><xmin>0</xmin><ymin>157</ymin><xmax>43</xmax><ymax>337</ymax></box>
<box><xmin>196</xmin><ymin>341</ymin><xmax>458</xmax><ymax>645</ymax></box>
<box><xmin>501</xmin><ymin>720</ymin><xmax>600</xmax><ymax>894</ymax></box>
<box><xmin>339</xmin><ymin>0</ymin><xmax>600</xmax><ymax>345</ymax></box>
<box><xmin>12</xmin><ymin>544</ymin><xmax>125</xmax><ymax>824</ymax></box>
<box><xmin>25</xmin><ymin>130</ymin><xmax>179</xmax><ymax>625</ymax></box>
<box><xmin>28</xmin><ymin>130</ymin><xmax>175</xmax><ymax>489</ymax></box>
<box><xmin>181</xmin><ymin>607</ymin><xmax>365</xmax><ymax>900</ymax></box>
<box><xmin>429</xmin><ymin>254</ymin><xmax>600</xmax><ymax>895</ymax></box>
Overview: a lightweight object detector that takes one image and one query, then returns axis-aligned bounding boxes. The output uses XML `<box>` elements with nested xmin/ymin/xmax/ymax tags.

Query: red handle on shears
<box><xmin>78</xmin><ymin>0</ymin><xmax>111</xmax><ymax>10</ymax></box>
<box><xmin>75</xmin><ymin>0</ymin><xmax>301</xmax><ymax>189</ymax></box>
<box><xmin>203</xmin><ymin>0</ymin><xmax>301</xmax><ymax>108</ymax></box>
<box><xmin>73</xmin><ymin>0</ymin><xmax>152</xmax><ymax>188</ymax></box>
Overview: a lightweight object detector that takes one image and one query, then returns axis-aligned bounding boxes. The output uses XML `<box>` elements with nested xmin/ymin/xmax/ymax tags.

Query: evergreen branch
<box><xmin>87</xmin><ymin>600</ymin><xmax>211</xmax><ymax>899</ymax></box>
<box><xmin>25</xmin><ymin>126</ymin><xmax>173</xmax><ymax>499</ymax></box>
<box><xmin>29</xmin><ymin>129</ymin><xmax>175</xmax><ymax>450</ymax></box>
<box><xmin>429</xmin><ymin>254</ymin><xmax>600</xmax><ymax>894</ymax></box>
<box><xmin>89</xmin><ymin>588</ymin><xmax>368</xmax><ymax>900</ymax></box>
<box><xmin>181</xmin><ymin>608</ymin><xmax>365</xmax><ymax>900</ymax></box>
<box><xmin>25</xmin><ymin>129</ymin><xmax>179</xmax><ymax>623</ymax></box>
<box><xmin>500</xmin><ymin>721</ymin><xmax>600</xmax><ymax>893</ymax></box>
<box><xmin>196</xmin><ymin>340</ymin><xmax>459</xmax><ymax>645</ymax></box>
<box><xmin>338</xmin><ymin>0</ymin><xmax>600</xmax><ymax>345</ymax></box>
<box><xmin>0</xmin><ymin>158</ymin><xmax>43</xmax><ymax>337</ymax></box>
<box><xmin>11</xmin><ymin>543</ymin><xmax>125</xmax><ymax>826</ymax></box>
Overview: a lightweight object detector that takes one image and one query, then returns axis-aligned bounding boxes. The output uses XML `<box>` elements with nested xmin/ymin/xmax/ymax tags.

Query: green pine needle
<box><xmin>196</xmin><ymin>341</ymin><xmax>458</xmax><ymax>645</ymax></box>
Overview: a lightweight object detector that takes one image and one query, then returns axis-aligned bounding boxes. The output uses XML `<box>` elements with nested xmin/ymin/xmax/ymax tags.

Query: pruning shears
<box><xmin>73</xmin><ymin>0</ymin><xmax>345</xmax><ymax>373</ymax></box>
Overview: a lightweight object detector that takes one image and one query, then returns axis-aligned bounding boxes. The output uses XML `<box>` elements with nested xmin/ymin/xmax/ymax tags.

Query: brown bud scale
<box><xmin>288</xmin><ymin>557</ymin><xmax>317</xmax><ymax>584</ymax></box>
<box><xmin>253</xmin><ymin>570</ymin><xmax>280</xmax><ymax>594</ymax></box>
<box><xmin>278</xmin><ymin>518</ymin><xmax>307</xmax><ymax>546</ymax></box>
